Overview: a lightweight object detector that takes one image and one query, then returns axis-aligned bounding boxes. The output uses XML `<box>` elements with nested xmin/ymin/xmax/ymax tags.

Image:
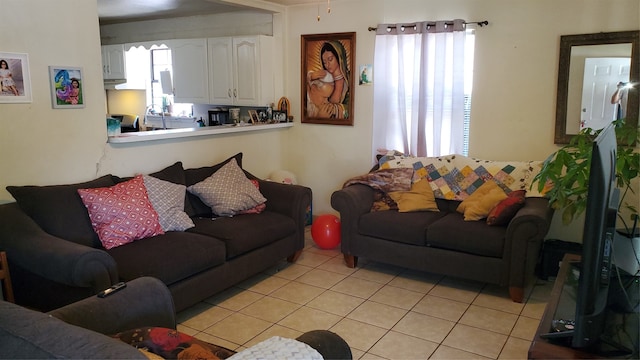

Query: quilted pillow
<box><xmin>142</xmin><ymin>175</ymin><xmax>194</xmax><ymax>231</ymax></box>
<box><xmin>187</xmin><ymin>158</ymin><xmax>267</xmax><ymax>216</ymax></box>
<box><xmin>77</xmin><ymin>175</ymin><xmax>164</xmax><ymax>249</ymax></box>
<box><xmin>487</xmin><ymin>190</ymin><xmax>526</xmax><ymax>226</ymax></box>
<box><xmin>456</xmin><ymin>180</ymin><xmax>508</xmax><ymax>221</ymax></box>
<box><xmin>388</xmin><ymin>179</ymin><xmax>439</xmax><ymax>213</ymax></box>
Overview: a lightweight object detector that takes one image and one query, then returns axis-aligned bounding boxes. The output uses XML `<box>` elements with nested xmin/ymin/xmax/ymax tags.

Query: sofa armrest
<box><xmin>0</xmin><ymin>202</ymin><xmax>117</xmax><ymax>290</ymax></box>
<box><xmin>331</xmin><ymin>184</ymin><xmax>375</xmax><ymax>255</ymax></box>
<box><xmin>257</xmin><ymin>180</ymin><xmax>312</xmax><ymax>224</ymax></box>
<box><xmin>505</xmin><ymin>197</ymin><xmax>554</xmax><ymax>287</ymax></box>
<box><xmin>331</xmin><ymin>184</ymin><xmax>374</xmax><ymax>217</ymax></box>
<box><xmin>48</xmin><ymin>277</ymin><xmax>176</xmax><ymax>335</ymax></box>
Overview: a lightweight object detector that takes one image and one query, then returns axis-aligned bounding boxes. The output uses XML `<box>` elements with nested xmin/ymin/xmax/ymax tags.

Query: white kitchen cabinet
<box><xmin>170</xmin><ymin>38</ymin><xmax>209</xmax><ymax>104</ymax></box>
<box><xmin>101</xmin><ymin>44</ymin><xmax>126</xmax><ymax>80</ymax></box>
<box><xmin>208</xmin><ymin>36</ymin><xmax>274</xmax><ymax>106</ymax></box>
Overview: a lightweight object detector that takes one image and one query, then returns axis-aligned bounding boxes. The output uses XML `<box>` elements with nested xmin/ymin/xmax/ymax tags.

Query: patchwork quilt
<box><xmin>377</xmin><ymin>152</ymin><xmax>545</xmax><ymax>200</ymax></box>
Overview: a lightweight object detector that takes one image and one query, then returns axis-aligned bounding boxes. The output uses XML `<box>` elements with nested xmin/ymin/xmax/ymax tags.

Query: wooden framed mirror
<box><xmin>554</xmin><ymin>30</ymin><xmax>639</xmax><ymax>144</ymax></box>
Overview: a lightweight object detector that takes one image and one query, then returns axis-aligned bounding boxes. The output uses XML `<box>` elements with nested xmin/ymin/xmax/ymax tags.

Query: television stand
<box><xmin>529</xmin><ymin>253</ymin><xmax>639</xmax><ymax>359</ymax></box>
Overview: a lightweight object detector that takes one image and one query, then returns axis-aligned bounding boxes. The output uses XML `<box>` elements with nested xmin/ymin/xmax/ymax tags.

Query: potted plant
<box><xmin>533</xmin><ymin>119</ymin><xmax>639</xmax><ymax>228</ymax></box>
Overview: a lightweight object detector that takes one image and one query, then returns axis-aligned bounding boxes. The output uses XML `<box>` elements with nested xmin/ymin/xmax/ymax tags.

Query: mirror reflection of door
<box><xmin>580</xmin><ymin>57</ymin><xmax>631</xmax><ymax>130</ymax></box>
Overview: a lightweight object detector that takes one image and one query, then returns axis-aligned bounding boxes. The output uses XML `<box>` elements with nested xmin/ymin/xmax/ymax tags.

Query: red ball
<box><xmin>311</xmin><ymin>214</ymin><xmax>341</xmax><ymax>249</ymax></box>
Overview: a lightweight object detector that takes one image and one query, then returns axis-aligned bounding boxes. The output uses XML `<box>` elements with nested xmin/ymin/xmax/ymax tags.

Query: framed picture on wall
<box><xmin>301</xmin><ymin>32</ymin><xmax>355</xmax><ymax>126</ymax></box>
<box><xmin>0</xmin><ymin>52</ymin><xmax>32</xmax><ymax>103</ymax></box>
<box><xmin>49</xmin><ymin>66</ymin><xmax>85</xmax><ymax>109</ymax></box>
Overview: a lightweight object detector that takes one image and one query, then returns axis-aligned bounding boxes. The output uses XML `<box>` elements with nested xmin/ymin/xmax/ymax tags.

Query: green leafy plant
<box><xmin>533</xmin><ymin>119</ymin><xmax>639</xmax><ymax>226</ymax></box>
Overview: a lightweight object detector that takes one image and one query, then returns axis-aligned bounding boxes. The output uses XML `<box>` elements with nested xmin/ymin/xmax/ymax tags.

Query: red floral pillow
<box><xmin>113</xmin><ymin>327</ymin><xmax>236</xmax><ymax>359</ymax></box>
<box><xmin>236</xmin><ymin>179</ymin><xmax>267</xmax><ymax>215</ymax></box>
<box><xmin>77</xmin><ymin>175</ymin><xmax>164</xmax><ymax>249</ymax></box>
<box><xmin>486</xmin><ymin>190</ymin><xmax>526</xmax><ymax>226</ymax></box>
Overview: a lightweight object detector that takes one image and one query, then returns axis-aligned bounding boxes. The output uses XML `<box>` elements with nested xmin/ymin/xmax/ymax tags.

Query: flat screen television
<box><xmin>572</xmin><ymin>122</ymin><xmax>619</xmax><ymax>348</ymax></box>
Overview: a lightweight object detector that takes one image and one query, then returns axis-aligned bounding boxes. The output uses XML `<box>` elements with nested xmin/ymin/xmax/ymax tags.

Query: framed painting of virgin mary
<box><xmin>301</xmin><ymin>32</ymin><xmax>355</xmax><ymax>126</ymax></box>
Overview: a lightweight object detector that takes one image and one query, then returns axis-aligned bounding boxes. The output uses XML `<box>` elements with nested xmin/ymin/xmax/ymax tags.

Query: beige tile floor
<box><xmin>176</xmin><ymin>228</ymin><xmax>554</xmax><ymax>359</ymax></box>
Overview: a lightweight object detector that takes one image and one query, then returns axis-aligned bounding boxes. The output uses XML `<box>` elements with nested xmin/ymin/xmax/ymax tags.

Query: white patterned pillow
<box><xmin>142</xmin><ymin>175</ymin><xmax>194</xmax><ymax>231</ymax></box>
<box><xmin>187</xmin><ymin>158</ymin><xmax>267</xmax><ymax>216</ymax></box>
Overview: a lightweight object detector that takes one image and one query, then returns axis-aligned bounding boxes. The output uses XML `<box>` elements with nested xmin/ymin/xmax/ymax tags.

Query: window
<box><xmin>123</xmin><ymin>44</ymin><xmax>192</xmax><ymax>116</ymax></box>
<box><xmin>372</xmin><ymin>21</ymin><xmax>475</xmax><ymax>157</ymax></box>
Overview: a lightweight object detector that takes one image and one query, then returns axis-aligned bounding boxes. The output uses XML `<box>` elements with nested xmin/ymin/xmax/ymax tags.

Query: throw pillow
<box><xmin>142</xmin><ymin>175</ymin><xmax>194</xmax><ymax>231</ymax></box>
<box><xmin>236</xmin><ymin>179</ymin><xmax>267</xmax><ymax>215</ymax></box>
<box><xmin>6</xmin><ymin>175</ymin><xmax>116</xmax><ymax>247</ymax></box>
<box><xmin>456</xmin><ymin>180</ymin><xmax>508</xmax><ymax>221</ymax></box>
<box><xmin>187</xmin><ymin>158</ymin><xmax>267</xmax><ymax>216</ymax></box>
<box><xmin>487</xmin><ymin>190</ymin><xmax>526</xmax><ymax>226</ymax></box>
<box><xmin>113</xmin><ymin>327</ymin><xmax>236</xmax><ymax>359</ymax></box>
<box><xmin>184</xmin><ymin>152</ymin><xmax>243</xmax><ymax>217</ymax></box>
<box><xmin>388</xmin><ymin>179</ymin><xmax>439</xmax><ymax>213</ymax></box>
<box><xmin>77</xmin><ymin>175</ymin><xmax>164</xmax><ymax>249</ymax></box>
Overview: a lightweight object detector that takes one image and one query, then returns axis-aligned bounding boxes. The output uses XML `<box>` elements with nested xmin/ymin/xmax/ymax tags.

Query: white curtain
<box><xmin>372</xmin><ymin>20</ymin><xmax>468</xmax><ymax>158</ymax></box>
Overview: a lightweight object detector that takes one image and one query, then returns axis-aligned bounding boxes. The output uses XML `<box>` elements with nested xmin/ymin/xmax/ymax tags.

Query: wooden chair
<box><xmin>0</xmin><ymin>251</ymin><xmax>15</xmax><ymax>303</ymax></box>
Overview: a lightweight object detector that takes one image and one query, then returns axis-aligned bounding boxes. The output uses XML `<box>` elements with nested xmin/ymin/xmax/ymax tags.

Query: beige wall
<box><xmin>1</xmin><ymin>0</ymin><xmax>638</xmax><ymax>243</ymax></box>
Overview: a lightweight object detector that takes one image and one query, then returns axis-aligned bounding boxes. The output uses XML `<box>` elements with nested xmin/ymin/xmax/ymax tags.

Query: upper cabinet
<box><xmin>101</xmin><ymin>44</ymin><xmax>126</xmax><ymax>80</ymax></box>
<box><xmin>170</xmin><ymin>38</ymin><xmax>210</xmax><ymax>104</ymax></box>
<box><xmin>208</xmin><ymin>36</ymin><xmax>274</xmax><ymax>106</ymax></box>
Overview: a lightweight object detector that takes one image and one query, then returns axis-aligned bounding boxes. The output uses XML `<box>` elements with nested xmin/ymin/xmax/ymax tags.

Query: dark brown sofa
<box><xmin>331</xmin><ymin>154</ymin><xmax>554</xmax><ymax>302</ymax></box>
<box><xmin>0</xmin><ymin>153</ymin><xmax>311</xmax><ymax>312</ymax></box>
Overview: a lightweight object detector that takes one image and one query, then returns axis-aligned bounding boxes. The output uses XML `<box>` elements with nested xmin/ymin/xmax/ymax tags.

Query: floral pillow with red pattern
<box><xmin>486</xmin><ymin>190</ymin><xmax>526</xmax><ymax>226</ymax></box>
<box><xmin>77</xmin><ymin>175</ymin><xmax>164</xmax><ymax>249</ymax></box>
<box><xmin>113</xmin><ymin>327</ymin><xmax>236</xmax><ymax>359</ymax></box>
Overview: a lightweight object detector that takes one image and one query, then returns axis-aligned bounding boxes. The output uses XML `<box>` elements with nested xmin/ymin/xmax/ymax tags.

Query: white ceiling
<box><xmin>97</xmin><ymin>0</ymin><xmax>322</xmax><ymax>25</ymax></box>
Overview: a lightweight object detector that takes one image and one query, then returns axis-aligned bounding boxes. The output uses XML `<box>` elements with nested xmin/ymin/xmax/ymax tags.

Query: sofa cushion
<box><xmin>149</xmin><ymin>161</ymin><xmax>187</xmax><ymax>185</ymax></box>
<box><xmin>189</xmin><ymin>211</ymin><xmax>295</xmax><ymax>258</ymax></box>
<box><xmin>142</xmin><ymin>175</ymin><xmax>194</xmax><ymax>231</ymax></box>
<box><xmin>187</xmin><ymin>158</ymin><xmax>266</xmax><ymax>217</ymax></box>
<box><xmin>185</xmin><ymin>153</ymin><xmax>243</xmax><ymax>217</ymax></box>
<box><xmin>6</xmin><ymin>175</ymin><xmax>116</xmax><ymax>247</ymax></box>
<box><xmin>427</xmin><ymin>212</ymin><xmax>506</xmax><ymax>257</ymax></box>
<box><xmin>78</xmin><ymin>175</ymin><xmax>164</xmax><ymax>250</ymax></box>
<box><xmin>107</xmin><ymin>231</ymin><xmax>226</xmax><ymax>285</ymax></box>
<box><xmin>358</xmin><ymin>210</ymin><xmax>447</xmax><ymax>246</ymax></box>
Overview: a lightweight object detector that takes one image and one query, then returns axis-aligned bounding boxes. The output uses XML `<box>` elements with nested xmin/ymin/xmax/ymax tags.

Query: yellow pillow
<box><xmin>388</xmin><ymin>179</ymin><xmax>439</xmax><ymax>213</ymax></box>
<box><xmin>456</xmin><ymin>180</ymin><xmax>508</xmax><ymax>221</ymax></box>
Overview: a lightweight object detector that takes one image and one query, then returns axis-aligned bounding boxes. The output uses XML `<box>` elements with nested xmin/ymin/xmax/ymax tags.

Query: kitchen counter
<box><xmin>107</xmin><ymin>122</ymin><xmax>293</xmax><ymax>144</ymax></box>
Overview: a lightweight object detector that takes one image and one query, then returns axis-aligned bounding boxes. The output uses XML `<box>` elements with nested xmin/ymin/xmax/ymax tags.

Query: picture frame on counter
<box><xmin>0</xmin><ymin>52</ymin><xmax>32</xmax><ymax>103</ymax></box>
<box><xmin>301</xmin><ymin>32</ymin><xmax>355</xmax><ymax>126</ymax></box>
<box><xmin>273</xmin><ymin>110</ymin><xmax>287</xmax><ymax>122</ymax></box>
<box><xmin>248</xmin><ymin>109</ymin><xmax>259</xmax><ymax>123</ymax></box>
<box><xmin>49</xmin><ymin>66</ymin><xmax>84</xmax><ymax>109</ymax></box>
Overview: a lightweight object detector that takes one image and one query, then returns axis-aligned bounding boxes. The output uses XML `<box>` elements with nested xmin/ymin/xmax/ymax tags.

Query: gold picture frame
<box><xmin>301</xmin><ymin>32</ymin><xmax>355</xmax><ymax>126</ymax></box>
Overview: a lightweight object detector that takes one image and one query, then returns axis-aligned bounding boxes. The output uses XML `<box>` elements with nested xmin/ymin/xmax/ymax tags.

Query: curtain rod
<box><xmin>368</xmin><ymin>20</ymin><xmax>488</xmax><ymax>32</ymax></box>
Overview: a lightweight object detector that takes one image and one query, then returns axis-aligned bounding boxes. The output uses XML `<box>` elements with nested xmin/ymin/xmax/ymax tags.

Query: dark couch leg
<box><xmin>287</xmin><ymin>250</ymin><xmax>303</xmax><ymax>263</ymax></box>
<box><xmin>344</xmin><ymin>254</ymin><xmax>357</xmax><ymax>268</ymax></box>
<box><xmin>509</xmin><ymin>286</ymin><xmax>524</xmax><ymax>303</ymax></box>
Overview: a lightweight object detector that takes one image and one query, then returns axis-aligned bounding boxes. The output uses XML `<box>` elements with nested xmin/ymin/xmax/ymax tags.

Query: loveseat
<box><xmin>0</xmin><ymin>153</ymin><xmax>312</xmax><ymax>312</ymax></box>
<box><xmin>0</xmin><ymin>276</ymin><xmax>352</xmax><ymax>359</ymax></box>
<box><xmin>331</xmin><ymin>153</ymin><xmax>554</xmax><ymax>302</ymax></box>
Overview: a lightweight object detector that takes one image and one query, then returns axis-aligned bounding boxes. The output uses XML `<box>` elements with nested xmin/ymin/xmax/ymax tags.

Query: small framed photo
<box><xmin>273</xmin><ymin>110</ymin><xmax>287</xmax><ymax>122</ymax></box>
<box><xmin>49</xmin><ymin>66</ymin><xmax>84</xmax><ymax>109</ymax></box>
<box><xmin>248</xmin><ymin>109</ymin><xmax>259</xmax><ymax>123</ymax></box>
<box><xmin>0</xmin><ymin>52</ymin><xmax>32</xmax><ymax>103</ymax></box>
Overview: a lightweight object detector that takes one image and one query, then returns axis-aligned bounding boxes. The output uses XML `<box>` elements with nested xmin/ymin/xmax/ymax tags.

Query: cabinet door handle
<box><xmin>233</xmin><ymin>89</ymin><xmax>237</xmax><ymax>98</ymax></box>
<box><xmin>228</xmin><ymin>89</ymin><xmax>232</xmax><ymax>98</ymax></box>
